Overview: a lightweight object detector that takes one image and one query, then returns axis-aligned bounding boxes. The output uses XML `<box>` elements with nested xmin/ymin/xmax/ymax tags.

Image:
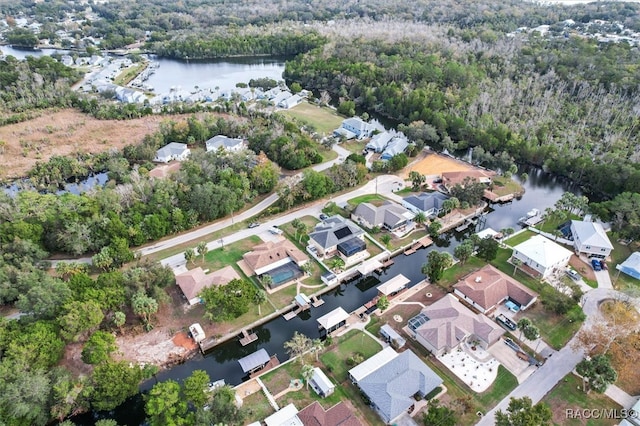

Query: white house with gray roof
<box><xmin>511</xmin><ymin>234</ymin><xmax>573</xmax><ymax>279</ymax></box>
<box><xmin>402</xmin><ymin>192</ymin><xmax>449</xmax><ymax>217</ymax></box>
<box><xmin>308</xmin><ymin>216</ymin><xmax>366</xmax><ymax>258</ymax></box>
<box><xmin>570</xmin><ymin>220</ymin><xmax>613</xmax><ymax>259</ymax></box>
<box><xmin>335</xmin><ymin>117</ymin><xmax>375</xmax><ymax>140</ymax></box>
<box><xmin>349</xmin><ymin>348</ymin><xmax>443</xmax><ymax>424</ymax></box>
<box><xmin>154</xmin><ymin>142</ymin><xmax>190</xmax><ymax>163</ymax></box>
<box><xmin>205</xmin><ymin>135</ymin><xmax>246</xmax><ymax>153</ymax></box>
<box><xmin>351</xmin><ymin>201</ymin><xmax>414</xmax><ymax>235</ymax></box>
<box><xmin>380</xmin><ymin>136</ymin><xmax>409</xmax><ymax>160</ymax></box>
<box><xmin>365</xmin><ymin>131</ymin><xmax>394</xmax><ymax>152</ymax></box>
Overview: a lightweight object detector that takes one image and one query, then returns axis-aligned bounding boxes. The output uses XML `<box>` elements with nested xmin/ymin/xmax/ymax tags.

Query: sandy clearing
<box><xmin>0</xmin><ymin>109</ymin><xmax>182</xmax><ymax>179</ymax></box>
<box><xmin>408</xmin><ymin>153</ymin><xmax>475</xmax><ymax>177</ymax></box>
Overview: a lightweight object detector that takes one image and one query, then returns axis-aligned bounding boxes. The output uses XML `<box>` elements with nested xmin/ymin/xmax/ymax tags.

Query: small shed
<box><xmin>309</xmin><ymin>367</ymin><xmax>335</xmax><ymax>398</ymax></box>
<box><xmin>617</xmin><ymin>252</ymin><xmax>640</xmax><ymax>280</ymax></box>
<box><xmin>377</xmin><ymin>274</ymin><xmax>410</xmax><ymax>297</ymax></box>
<box><xmin>317</xmin><ymin>307</ymin><xmax>350</xmax><ymax>335</ymax></box>
<box><xmin>189</xmin><ymin>323</ymin><xmax>205</xmax><ymax>343</ymax></box>
<box><xmin>380</xmin><ymin>324</ymin><xmax>406</xmax><ymax>349</ymax></box>
<box><xmin>238</xmin><ymin>348</ymin><xmax>270</xmax><ymax>374</ymax></box>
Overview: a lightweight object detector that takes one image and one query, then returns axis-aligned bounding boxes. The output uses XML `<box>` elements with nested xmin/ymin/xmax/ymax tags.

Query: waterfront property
<box><xmin>570</xmin><ymin>220</ymin><xmax>614</xmax><ymax>259</ymax></box>
<box><xmin>376</xmin><ymin>274</ymin><xmax>410</xmax><ymax>298</ymax></box>
<box><xmin>334</xmin><ymin>117</ymin><xmax>375</xmax><ymax>140</ymax></box>
<box><xmin>278</xmin><ymin>94</ymin><xmax>303</xmax><ymax>109</ymax></box>
<box><xmin>407</xmin><ymin>294</ymin><xmax>505</xmax><ymax>356</ymax></box>
<box><xmin>402</xmin><ymin>192</ymin><xmax>450</xmax><ymax>218</ymax></box>
<box><xmin>308</xmin><ymin>216</ymin><xmax>367</xmax><ymax>261</ymax></box>
<box><xmin>308</xmin><ymin>367</ymin><xmax>335</xmax><ymax>398</ymax></box>
<box><xmin>441</xmin><ymin>169</ymin><xmax>495</xmax><ymax>192</ymax></box>
<box><xmin>297</xmin><ymin>401</ymin><xmax>363</xmax><ymax>426</ymax></box>
<box><xmin>380</xmin><ymin>136</ymin><xmax>409</xmax><ymax>161</ymax></box>
<box><xmin>317</xmin><ymin>307</ymin><xmax>350</xmax><ymax>336</ymax></box>
<box><xmin>348</xmin><ymin>348</ymin><xmax>443</xmax><ymax>425</ymax></box>
<box><xmin>239</xmin><ymin>238</ymin><xmax>309</xmax><ymax>290</ymax></box>
<box><xmin>351</xmin><ymin>201</ymin><xmax>415</xmax><ymax>236</ymax></box>
<box><xmin>453</xmin><ymin>265</ymin><xmax>538</xmax><ymax>314</ymax></box>
<box><xmin>238</xmin><ymin>348</ymin><xmax>272</xmax><ymax>375</ymax></box>
<box><xmin>153</xmin><ymin>142</ymin><xmax>190</xmax><ymax>163</ymax></box>
<box><xmin>510</xmin><ymin>234</ymin><xmax>573</xmax><ymax>279</ymax></box>
<box><xmin>205</xmin><ymin>135</ymin><xmax>246</xmax><ymax>153</ymax></box>
<box><xmin>365</xmin><ymin>131</ymin><xmax>394</xmax><ymax>152</ymax></box>
<box><xmin>175</xmin><ymin>266</ymin><xmax>241</xmax><ymax>305</ymax></box>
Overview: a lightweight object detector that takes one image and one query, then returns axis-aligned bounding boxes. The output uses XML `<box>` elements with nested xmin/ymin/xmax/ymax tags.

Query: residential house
<box><xmin>380</xmin><ymin>136</ymin><xmax>409</xmax><ymax>160</ymax></box>
<box><xmin>271</xmin><ymin>90</ymin><xmax>293</xmax><ymax>106</ymax></box>
<box><xmin>619</xmin><ymin>397</ymin><xmax>640</xmax><ymax>426</ymax></box>
<box><xmin>308</xmin><ymin>367</ymin><xmax>335</xmax><ymax>398</ymax></box>
<box><xmin>153</xmin><ymin>142</ymin><xmax>190</xmax><ymax>163</ymax></box>
<box><xmin>511</xmin><ymin>235</ymin><xmax>573</xmax><ymax>278</ymax></box>
<box><xmin>175</xmin><ymin>266</ymin><xmax>241</xmax><ymax>305</ymax></box>
<box><xmin>616</xmin><ymin>252</ymin><xmax>640</xmax><ymax>280</ymax></box>
<box><xmin>297</xmin><ymin>401</ymin><xmax>362</xmax><ymax>426</ymax></box>
<box><xmin>264</xmin><ymin>404</ymin><xmax>303</xmax><ymax>426</ymax></box>
<box><xmin>365</xmin><ymin>131</ymin><xmax>394</xmax><ymax>152</ymax></box>
<box><xmin>349</xmin><ymin>348</ymin><xmax>443</xmax><ymax>424</ymax></box>
<box><xmin>278</xmin><ymin>94</ymin><xmax>303</xmax><ymax>109</ymax></box>
<box><xmin>317</xmin><ymin>307</ymin><xmax>350</xmax><ymax>335</ymax></box>
<box><xmin>441</xmin><ymin>169</ymin><xmax>495</xmax><ymax>192</ymax></box>
<box><xmin>453</xmin><ymin>265</ymin><xmax>538</xmax><ymax>314</ymax></box>
<box><xmin>402</xmin><ymin>192</ymin><xmax>450</xmax><ymax>217</ymax></box>
<box><xmin>308</xmin><ymin>216</ymin><xmax>366</xmax><ymax>260</ymax></box>
<box><xmin>336</xmin><ymin>117</ymin><xmax>375</xmax><ymax>140</ymax></box>
<box><xmin>240</xmin><ymin>239</ymin><xmax>309</xmax><ymax>289</ymax></box>
<box><xmin>351</xmin><ymin>201</ymin><xmax>415</xmax><ymax>234</ymax></box>
<box><xmin>570</xmin><ymin>220</ymin><xmax>613</xmax><ymax>259</ymax></box>
<box><xmin>205</xmin><ymin>135</ymin><xmax>246</xmax><ymax>153</ymax></box>
<box><xmin>407</xmin><ymin>294</ymin><xmax>505</xmax><ymax>356</ymax></box>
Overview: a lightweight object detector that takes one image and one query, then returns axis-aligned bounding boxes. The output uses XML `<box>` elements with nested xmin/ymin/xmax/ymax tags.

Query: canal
<box><xmin>73</xmin><ymin>165</ymin><xmax>575</xmax><ymax>425</ymax></box>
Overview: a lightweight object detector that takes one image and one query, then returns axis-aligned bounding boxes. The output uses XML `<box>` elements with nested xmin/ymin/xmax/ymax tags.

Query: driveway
<box><xmin>488</xmin><ymin>340</ymin><xmax>535</xmax><ymax>383</ymax></box>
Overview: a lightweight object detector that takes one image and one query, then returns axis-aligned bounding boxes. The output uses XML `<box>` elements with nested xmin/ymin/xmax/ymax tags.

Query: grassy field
<box><xmin>347</xmin><ymin>194</ymin><xmax>389</xmax><ymax>207</ymax></box>
<box><xmin>319</xmin><ymin>330</ymin><xmax>382</xmax><ymax>382</ymax></box>
<box><xmin>535</xmin><ymin>212</ymin><xmax>580</xmax><ymax>234</ymax></box>
<box><xmin>518</xmin><ymin>303</ymin><xmax>583</xmax><ymax>349</ymax></box>
<box><xmin>490</xmin><ymin>176</ymin><xmax>524</xmax><ymax>197</ymax></box>
<box><xmin>242</xmin><ymin>389</ymin><xmax>275</xmax><ymax>424</ymax></box>
<box><xmin>504</xmin><ymin>230</ymin><xmax>537</xmax><ymax>247</ymax></box>
<box><xmin>197</xmin><ymin>236</ymin><xmax>261</xmax><ymax>271</ymax></box>
<box><xmin>543</xmin><ymin>373</ymin><xmax>621</xmax><ymax>426</ymax></box>
<box><xmin>341</xmin><ymin>139</ymin><xmax>367</xmax><ymax>154</ymax></box>
<box><xmin>438</xmin><ymin>256</ymin><xmax>487</xmax><ymax>290</ymax></box>
<box><xmin>475</xmin><ymin>365</ymin><xmax>519</xmax><ymax>407</ymax></box>
<box><xmin>114</xmin><ymin>61</ymin><xmax>148</xmax><ymax>86</ymax></box>
<box><xmin>280</xmin><ymin>102</ymin><xmax>344</xmax><ymax>136</ymax></box>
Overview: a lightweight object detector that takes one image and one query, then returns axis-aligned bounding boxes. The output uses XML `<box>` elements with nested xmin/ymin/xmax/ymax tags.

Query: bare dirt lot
<box><xmin>408</xmin><ymin>152</ymin><xmax>474</xmax><ymax>177</ymax></box>
<box><xmin>0</xmin><ymin>109</ymin><xmax>178</xmax><ymax>179</ymax></box>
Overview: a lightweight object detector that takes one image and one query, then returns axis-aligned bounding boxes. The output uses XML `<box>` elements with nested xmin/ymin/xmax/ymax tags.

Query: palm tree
<box><xmin>311</xmin><ymin>338</ymin><xmax>323</xmax><ymax>362</ymax></box>
<box><xmin>512</xmin><ymin>257</ymin><xmax>523</xmax><ymax>276</ymax></box>
<box><xmin>296</xmin><ymin>223</ymin><xmax>307</xmax><ymax>243</ymax></box>
<box><xmin>196</xmin><ymin>241</ymin><xmax>208</xmax><ymax>262</ymax></box>
<box><xmin>184</xmin><ymin>248</ymin><xmax>196</xmax><ymax>265</ymax></box>
<box><xmin>414</xmin><ymin>212</ymin><xmax>427</xmax><ymax>227</ymax></box>
<box><xmin>380</xmin><ymin>234</ymin><xmax>391</xmax><ymax>248</ymax></box>
<box><xmin>329</xmin><ymin>257</ymin><xmax>345</xmax><ymax>272</ymax></box>
<box><xmin>284</xmin><ymin>331</ymin><xmax>312</xmax><ymax>364</ymax></box>
<box><xmin>301</xmin><ymin>364</ymin><xmax>315</xmax><ymax>390</ymax></box>
<box><xmin>292</xmin><ymin>219</ymin><xmax>302</xmax><ymax>239</ymax></box>
<box><xmin>517</xmin><ymin>318</ymin><xmax>532</xmax><ymax>341</ymax></box>
<box><xmin>254</xmin><ymin>290</ymin><xmax>267</xmax><ymax>316</ymax></box>
<box><xmin>260</xmin><ymin>274</ymin><xmax>274</xmax><ymax>290</ymax></box>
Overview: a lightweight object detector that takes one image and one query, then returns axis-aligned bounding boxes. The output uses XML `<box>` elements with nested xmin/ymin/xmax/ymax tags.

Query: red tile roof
<box><xmin>297</xmin><ymin>401</ymin><xmax>363</xmax><ymax>426</ymax></box>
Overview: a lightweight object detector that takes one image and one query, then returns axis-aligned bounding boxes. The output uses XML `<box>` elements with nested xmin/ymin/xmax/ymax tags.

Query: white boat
<box><xmin>189</xmin><ymin>323</ymin><xmax>205</xmax><ymax>343</ymax></box>
<box><xmin>526</xmin><ymin>208</ymin><xmax>540</xmax><ymax>218</ymax></box>
<box><xmin>207</xmin><ymin>379</ymin><xmax>225</xmax><ymax>392</ymax></box>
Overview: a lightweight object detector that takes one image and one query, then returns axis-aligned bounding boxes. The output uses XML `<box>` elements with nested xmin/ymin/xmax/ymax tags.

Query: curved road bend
<box><xmin>477</xmin><ymin>288</ymin><xmax>640</xmax><ymax>425</ymax></box>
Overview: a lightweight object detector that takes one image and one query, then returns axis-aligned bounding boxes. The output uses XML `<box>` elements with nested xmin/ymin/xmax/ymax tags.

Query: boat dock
<box><xmin>310</xmin><ymin>295</ymin><xmax>325</xmax><ymax>307</ymax></box>
<box><xmin>519</xmin><ymin>209</ymin><xmax>544</xmax><ymax>226</ymax></box>
<box><xmin>381</xmin><ymin>259</ymin><xmax>395</xmax><ymax>268</ymax></box>
<box><xmin>239</xmin><ymin>329</ymin><xmax>258</xmax><ymax>346</ymax></box>
<box><xmin>455</xmin><ymin>218</ymin><xmax>477</xmax><ymax>232</ymax></box>
<box><xmin>283</xmin><ymin>306</ymin><xmax>303</xmax><ymax>321</ymax></box>
<box><xmin>404</xmin><ymin>236</ymin><xmax>433</xmax><ymax>255</ymax></box>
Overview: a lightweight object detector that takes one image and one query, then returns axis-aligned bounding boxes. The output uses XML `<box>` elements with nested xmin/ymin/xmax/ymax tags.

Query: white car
<box><xmin>269</xmin><ymin>227</ymin><xmax>283</xmax><ymax>235</ymax></box>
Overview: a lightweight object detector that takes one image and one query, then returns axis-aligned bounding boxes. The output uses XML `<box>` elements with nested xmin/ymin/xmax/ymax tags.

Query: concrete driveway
<box><xmin>488</xmin><ymin>340</ymin><xmax>536</xmax><ymax>383</ymax></box>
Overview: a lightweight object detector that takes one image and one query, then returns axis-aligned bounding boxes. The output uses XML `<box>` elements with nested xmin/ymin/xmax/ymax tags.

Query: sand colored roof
<box><xmin>453</xmin><ymin>265</ymin><xmax>537</xmax><ymax>311</ymax></box>
<box><xmin>242</xmin><ymin>239</ymin><xmax>309</xmax><ymax>273</ymax></box>
<box><xmin>209</xmin><ymin>265</ymin><xmax>241</xmax><ymax>286</ymax></box>
<box><xmin>176</xmin><ymin>267</ymin><xmax>214</xmax><ymax>300</ymax></box>
<box><xmin>415</xmin><ymin>294</ymin><xmax>504</xmax><ymax>352</ymax></box>
<box><xmin>442</xmin><ymin>169</ymin><xmax>495</xmax><ymax>187</ymax></box>
<box><xmin>297</xmin><ymin>401</ymin><xmax>363</xmax><ymax>426</ymax></box>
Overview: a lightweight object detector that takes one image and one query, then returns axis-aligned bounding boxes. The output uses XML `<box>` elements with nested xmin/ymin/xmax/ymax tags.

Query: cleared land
<box><xmin>279</xmin><ymin>102</ymin><xmax>343</xmax><ymax>135</ymax></box>
<box><xmin>0</xmin><ymin>109</ymin><xmax>183</xmax><ymax>179</ymax></box>
<box><xmin>408</xmin><ymin>152</ymin><xmax>474</xmax><ymax>176</ymax></box>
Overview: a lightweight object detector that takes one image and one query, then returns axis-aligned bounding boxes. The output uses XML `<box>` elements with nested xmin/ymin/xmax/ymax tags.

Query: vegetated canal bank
<box><xmin>70</xmin><ymin>165</ymin><xmax>575</xmax><ymax>425</ymax></box>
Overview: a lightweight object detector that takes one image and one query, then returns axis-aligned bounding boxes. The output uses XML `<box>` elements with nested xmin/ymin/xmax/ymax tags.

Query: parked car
<box><xmin>248</xmin><ymin>222</ymin><xmax>260</xmax><ymax>229</ymax></box>
<box><xmin>269</xmin><ymin>227</ymin><xmax>283</xmax><ymax>235</ymax></box>
<box><xmin>600</xmin><ymin>260</ymin><xmax>608</xmax><ymax>270</ymax></box>
<box><xmin>319</xmin><ymin>213</ymin><xmax>328</xmax><ymax>221</ymax></box>
<box><xmin>591</xmin><ymin>258</ymin><xmax>602</xmax><ymax>271</ymax></box>
<box><xmin>565</xmin><ymin>268</ymin><xmax>580</xmax><ymax>281</ymax></box>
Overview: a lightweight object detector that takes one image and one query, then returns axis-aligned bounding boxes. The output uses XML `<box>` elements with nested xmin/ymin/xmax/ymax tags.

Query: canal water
<box><xmin>73</xmin><ymin>165</ymin><xmax>574</xmax><ymax>425</ymax></box>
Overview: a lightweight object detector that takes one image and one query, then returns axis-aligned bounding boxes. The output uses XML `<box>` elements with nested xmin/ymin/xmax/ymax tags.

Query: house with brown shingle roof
<box><xmin>297</xmin><ymin>401</ymin><xmax>363</xmax><ymax>426</ymax></box>
<box><xmin>441</xmin><ymin>169</ymin><xmax>495</xmax><ymax>191</ymax></box>
<box><xmin>407</xmin><ymin>294</ymin><xmax>504</xmax><ymax>356</ymax></box>
<box><xmin>240</xmin><ymin>238</ymin><xmax>309</xmax><ymax>289</ymax></box>
<box><xmin>176</xmin><ymin>266</ymin><xmax>241</xmax><ymax>305</ymax></box>
<box><xmin>453</xmin><ymin>264</ymin><xmax>537</xmax><ymax>314</ymax></box>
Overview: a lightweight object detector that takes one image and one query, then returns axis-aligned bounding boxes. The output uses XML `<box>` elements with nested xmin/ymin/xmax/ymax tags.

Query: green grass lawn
<box><xmin>438</xmin><ymin>256</ymin><xmax>487</xmax><ymax>290</ymax></box>
<box><xmin>197</xmin><ymin>236</ymin><xmax>261</xmax><ymax>272</ymax></box>
<box><xmin>504</xmin><ymin>230</ymin><xmax>537</xmax><ymax>247</ymax></box>
<box><xmin>114</xmin><ymin>62</ymin><xmax>148</xmax><ymax>86</ymax></box>
<box><xmin>280</xmin><ymin>102</ymin><xmax>344</xmax><ymax>136</ymax></box>
<box><xmin>320</xmin><ymin>330</ymin><xmax>382</xmax><ymax>382</ymax></box>
<box><xmin>535</xmin><ymin>212</ymin><xmax>580</xmax><ymax>234</ymax></box>
<box><xmin>609</xmin><ymin>237</ymin><xmax>640</xmax><ymax>291</ymax></box>
<box><xmin>387</xmin><ymin>228</ymin><xmax>429</xmax><ymax>251</ymax></box>
<box><xmin>242</xmin><ymin>390</ymin><xmax>275</xmax><ymax>424</ymax></box>
<box><xmin>320</xmin><ymin>146</ymin><xmax>338</xmax><ymax>163</ymax></box>
<box><xmin>476</xmin><ymin>365</ymin><xmax>519</xmax><ymax>407</ymax></box>
<box><xmin>341</xmin><ymin>139</ymin><xmax>367</xmax><ymax>154</ymax></box>
<box><xmin>543</xmin><ymin>373</ymin><xmax>621</xmax><ymax>426</ymax></box>
<box><xmin>490</xmin><ymin>176</ymin><xmax>524</xmax><ymax>197</ymax></box>
<box><xmin>347</xmin><ymin>194</ymin><xmax>389</xmax><ymax>207</ymax></box>
<box><xmin>519</xmin><ymin>303</ymin><xmax>583</xmax><ymax>350</ymax></box>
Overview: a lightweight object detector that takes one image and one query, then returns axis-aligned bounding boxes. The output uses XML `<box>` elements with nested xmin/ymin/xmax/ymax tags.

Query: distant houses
<box><xmin>205</xmin><ymin>135</ymin><xmax>246</xmax><ymax>153</ymax></box>
<box><xmin>154</xmin><ymin>142</ymin><xmax>191</xmax><ymax>163</ymax></box>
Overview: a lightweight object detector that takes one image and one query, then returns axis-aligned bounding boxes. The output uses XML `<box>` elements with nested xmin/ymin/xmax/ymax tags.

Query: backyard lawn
<box><xmin>516</xmin><ymin>302</ymin><xmax>583</xmax><ymax>350</ymax></box>
<box><xmin>319</xmin><ymin>330</ymin><xmax>382</xmax><ymax>382</ymax></box>
<box><xmin>198</xmin><ymin>235</ymin><xmax>262</xmax><ymax>271</ymax></box>
<box><xmin>438</xmin><ymin>256</ymin><xmax>487</xmax><ymax>290</ymax></box>
<box><xmin>503</xmin><ymin>230</ymin><xmax>537</xmax><ymax>247</ymax></box>
<box><xmin>242</xmin><ymin>390</ymin><xmax>275</xmax><ymax>424</ymax></box>
<box><xmin>280</xmin><ymin>102</ymin><xmax>344</xmax><ymax>136</ymax></box>
<box><xmin>347</xmin><ymin>193</ymin><xmax>390</xmax><ymax>208</ymax></box>
<box><xmin>543</xmin><ymin>373</ymin><xmax>621</xmax><ymax>426</ymax></box>
<box><xmin>341</xmin><ymin>139</ymin><xmax>367</xmax><ymax>154</ymax></box>
<box><xmin>535</xmin><ymin>212</ymin><xmax>580</xmax><ymax>234</ymax></box>
<box><xmin>490</xmin><ymin>176</ymin><xmax>524</xmax><ymax>197</ymax></box>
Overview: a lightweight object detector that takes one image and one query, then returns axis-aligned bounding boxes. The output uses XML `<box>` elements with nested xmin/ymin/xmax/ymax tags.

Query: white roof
<box><xmin>357</xmin><ymin>259</ymin><xmax>383</xmax><ymax>275</ymax></box>
<box><xmin>377</xmin><ymin>274</ymin><xmax>410</xmax><ymax>296</ymax></box>
<box><xmin>311</xmin><ymin>367</ymin><xmax>334</xmax><ymax>394</ymax></box>
<box><xmin>264</xmin><ymin>403</ymin><xmax>302</xmax><ymax>426</ymax></box>
<box><xmin>513</xmin><ymin>235</ymin><xmax>573</xmax><ymax>268</ymax></box>
<box><xmin>317</xmin><ymin>307</ymin><xmax>350</xmax><ymax>330</ymax></box>
<box><xmin>571</xmin><ymin>220</ymin><xmax>613</xmax><ymax>250</ymax></box>
<box><xmin>295</xmin><ymin>293</ymin><xmax>311</xmax><ymax>306</ymax></box>
<box><xmin>476</xmin><ymin>228</ymin><xmax>499</xmax><ymax>239</ymax></box>
<box><xmin>349</xmin><ymin>346</ymin><xmax>399</xmax><ymax>382</ymax></box>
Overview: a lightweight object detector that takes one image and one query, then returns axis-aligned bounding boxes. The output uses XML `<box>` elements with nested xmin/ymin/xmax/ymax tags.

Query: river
<box><xmin>72</xmin><ymin>165</ymin><xmax>574</xmax><ymax>425</ymax></box>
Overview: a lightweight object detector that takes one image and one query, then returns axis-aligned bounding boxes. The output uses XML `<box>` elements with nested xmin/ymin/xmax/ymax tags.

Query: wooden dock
<box><xmin>249</xmin><ymin>355</ymin><xmax>280</xmax><ymax>379</ymax></box>
<box><xmin>381</xmin><ymin>259</ymin><xmax>395</xmax><ymax>268</ymax></box>
<box><xmin>404</xmin><ymin>236</ymin><xmax>433</xmax><ymax>255</ymax></box>
<box><xmin>310</xmin><ymin>295</ymin><xmax>325</xmax><ymax>307</ymax></box>
<box><xmin>239</xmin><ymin>329</ymin><xmax>258</xmax><ymax>346</ymax></box>
<box><xmin>283</xmin><ymin>306</ymin><xmax>304</xmax><ymax>321</ymax></box>
<box><xmin>364</xmin><ymin>295</ymin><xmax>380</xmax><ymax>310</ymax></box>
<box><xmin>198</xmin><ymin>336</ymin><xmax>217</xmax><ymax>353</ymax></box>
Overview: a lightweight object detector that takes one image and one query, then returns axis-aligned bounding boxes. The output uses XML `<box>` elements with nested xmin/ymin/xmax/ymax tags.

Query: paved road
<box><xmin>477</xmin><ymin>287</ymin><xmax>640</xmax><ymax>425</ymax></box>
<box><xmin>160</xmin><ymin>174</ymin><xmax>404</xmax><ymax>270</ymax></box>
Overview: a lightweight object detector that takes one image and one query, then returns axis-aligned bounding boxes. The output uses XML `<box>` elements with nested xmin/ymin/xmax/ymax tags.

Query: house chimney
<box><xmin>475</xmin><ymin>276</ymin><xmax>482</xmax><ymax>283</ymax></box>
